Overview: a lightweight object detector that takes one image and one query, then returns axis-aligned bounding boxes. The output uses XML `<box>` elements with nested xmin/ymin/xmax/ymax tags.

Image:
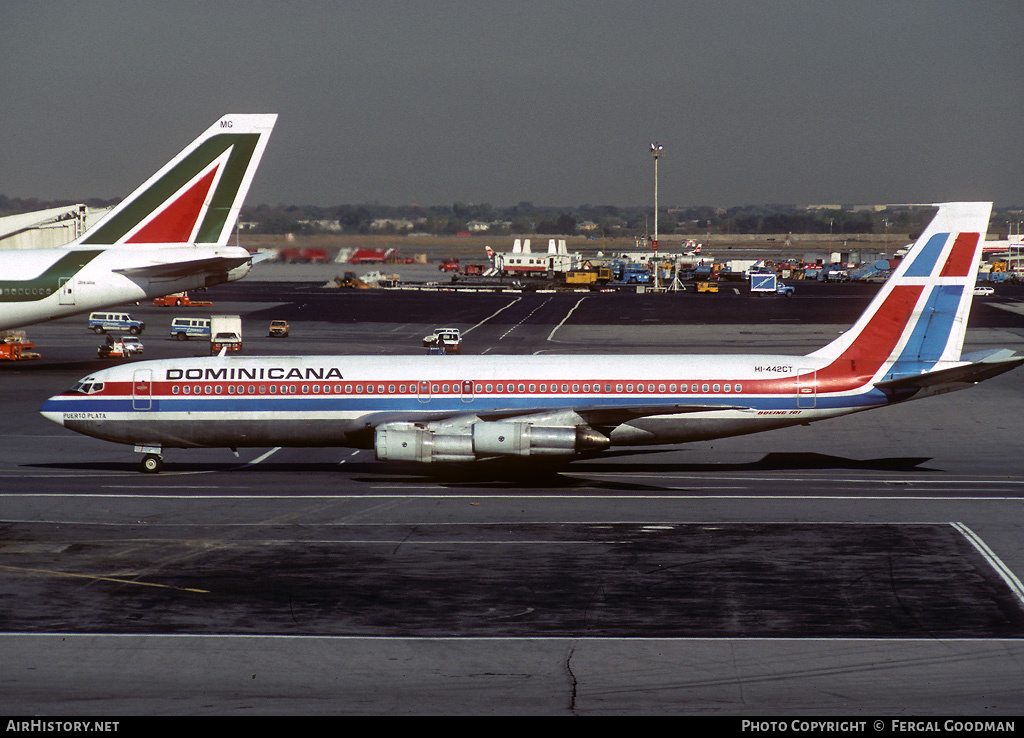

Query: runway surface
<box><xmin>2</xmin><ymin>276</ymin><xmax>1024</xmax><ymax>714</ymax></box>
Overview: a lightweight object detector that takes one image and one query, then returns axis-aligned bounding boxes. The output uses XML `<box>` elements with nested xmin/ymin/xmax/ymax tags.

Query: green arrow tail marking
<box><xmin>0</xmin><ymin>251</ymin><xmax>103</xmax><ymax>303</ymax></box>
<box><xmin>82</xmin><ymin>133</ymin><xmax>260</xmax><ymax>246</ymax></box>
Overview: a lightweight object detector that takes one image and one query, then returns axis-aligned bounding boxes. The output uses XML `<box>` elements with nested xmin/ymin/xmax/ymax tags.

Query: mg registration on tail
<box><xmin>41</xmin><ymin>203</ymin><xmax>1023</xmax><ymax>472</ymax></box>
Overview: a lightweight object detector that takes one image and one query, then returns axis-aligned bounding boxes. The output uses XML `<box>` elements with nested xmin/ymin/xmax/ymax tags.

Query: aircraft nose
<box><xmin>39</xmin><ymin>396</ymin><xmax>66</xmax><ymax>427</ymax></box>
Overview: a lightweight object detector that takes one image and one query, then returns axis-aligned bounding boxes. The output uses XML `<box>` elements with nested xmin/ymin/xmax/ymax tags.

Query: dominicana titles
<box><xmin>166</xmin><ymin>366</ymin><xmax>344</xmax><ymax>381</ymax></box>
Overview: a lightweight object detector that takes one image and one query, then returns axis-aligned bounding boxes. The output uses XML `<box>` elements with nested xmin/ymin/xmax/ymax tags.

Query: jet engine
<box><xmin>374</xmin><ymin>421</ymin><xmax>610</xmax><ymax>463</ymax></box>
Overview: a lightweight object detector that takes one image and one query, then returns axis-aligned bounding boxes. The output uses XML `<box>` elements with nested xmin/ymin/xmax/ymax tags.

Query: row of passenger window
<box><xmin>168</xmin><ymin>381</ymin><xmax>744</xmax><ymax>396</ymax></box>
<box><xmin>474</xmin><ymin>382</ymin><xmax>744</xmax><ymax>394</ymax></box>
<box><xmin>2</xmin><ymin>287</ymin><xmax>52</xmax><ymax>296</ymax></box>
<box><xmin>172</xmin><ymin>384</ymin><xmax>344</xmax><ymax>395</ymax></box>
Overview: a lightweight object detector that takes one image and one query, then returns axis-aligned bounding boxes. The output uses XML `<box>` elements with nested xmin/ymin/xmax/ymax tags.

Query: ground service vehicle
<box><xmin>153</xmin><ymin>292</ymin><xmax>212</xmax><ymax>307</ymax></box>
<box><xmin>0</xmin><ymin>332</ymin><xmax>40</xmax><ymax>361</ymax></box>
<box><xmin>423</xmin><ymin>327</ymin><xmax>462</xmax><ymax>353</ymax></box>
<box><xmin>88</xmin><ymin>312</ymin><xmax>144</xmax><ymax>334</ymax></box>
<box><xmin>97</xmin><ymin>335</ymin><xmax>142</xmax><ymax>359</ymax></box>
<box><xmin>169</xmin><ymin>317</ymin><xmax>211</xmax><ymax>341</ymax></box>
<box><xmin>697</xmin><ymin>282</ymin><xmax>719</xmax><ymax>293</ymax></box>
<box><xmin>750</xmin><ymin>273</ymin><xmax>795</xmax><ymax>296</ymax></box>
<box><xmin>210</xmin><ymin>314</ymin><xmax>242</xmax><ymax>354</ymax></box>
<box><xmin>269</xmin><ymin>320</ymin><xmax>290</xmax><ymax>337</ymax></box>
<box><xmin>566</xmin><ymin>271</ymin><xmax>598</xmax><ymax>285</ymax></box>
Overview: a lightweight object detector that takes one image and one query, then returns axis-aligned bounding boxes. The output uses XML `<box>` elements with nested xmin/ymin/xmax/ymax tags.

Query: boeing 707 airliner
<box><xmin>41</xmin><ymin>202</ymin><xmax>1023</xmax><ymax>472</ymax></box>
<box><xmin>0</xmin><ymin>113</ymin><xmax>276</xmax><ymax>331</ymax></box>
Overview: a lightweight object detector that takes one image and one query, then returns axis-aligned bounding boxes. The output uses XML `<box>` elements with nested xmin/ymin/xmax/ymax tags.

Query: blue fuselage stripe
<box><xmin>44</xmin><ymin>390</ymin><xmax>889</xmax><ymax>415</ymax></box>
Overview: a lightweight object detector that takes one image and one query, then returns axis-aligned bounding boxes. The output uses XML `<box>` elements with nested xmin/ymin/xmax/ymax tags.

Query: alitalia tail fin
<box><xmin>71</xmin><ymin>114</ymin><xmax>277</xmax><ymax>248</ymax></box>
<box><xmin>806</xmin><ymin>202</ymin><xmax>992</xmax><ymax>387</ymax></box>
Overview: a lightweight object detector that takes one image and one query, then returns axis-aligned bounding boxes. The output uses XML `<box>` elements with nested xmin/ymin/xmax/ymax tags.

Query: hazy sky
<box><xmin>3</xmin><ymin>1</ymin><xmax>1021</xmax><ymax>208</ymax></box>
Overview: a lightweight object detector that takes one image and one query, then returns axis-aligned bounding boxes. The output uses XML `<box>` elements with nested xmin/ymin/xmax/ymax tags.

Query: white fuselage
<box><xmin>0</xmin><ymin>245</ymin><xmax>252</xmax><ymax>331</ymax></box>
<box><xmin>40</xmin><ymin>351</ymin><xmax>887</xmax><ymax>455</ymax></box>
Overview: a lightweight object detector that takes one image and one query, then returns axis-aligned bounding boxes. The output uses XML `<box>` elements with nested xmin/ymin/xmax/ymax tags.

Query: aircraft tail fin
<box><xmin>807</xmin><ymin>202</ymin><xmax>992</xmax><ymax>385</ymax></box>
<box><xmin>71</xmin><ymin>114</ymin><xmax>277</xmax><ymax>248</ymax></box>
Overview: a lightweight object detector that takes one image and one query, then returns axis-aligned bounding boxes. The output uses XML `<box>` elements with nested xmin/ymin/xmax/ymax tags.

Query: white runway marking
<box><xmin>547</xmin><ymin>296</ymin><xmax>591</xmax><ymax>341</ymax></box>
<box><xmin>951</xmin><ymin>522</ymin><xmax>1024</xmax><ymax>608</ymax></box>
<box><xmin>462</xmin><ymin>297</ymin><xmax>522</xmax><ymax>335</ymax></box>
<box><xmin>499</xmin><ymin>297</ymin><xmax>552</xmax><ymax>340</ymax></box>
<box><xmin>244</xmin><ymin>447</ymin><xmax>281</xmax><ymax>466</ymax></box>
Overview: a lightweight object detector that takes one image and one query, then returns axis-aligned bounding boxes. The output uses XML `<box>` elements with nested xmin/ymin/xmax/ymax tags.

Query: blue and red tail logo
<box><xmin>807</xmin><ymin>203</ymin><xmax>991</xmax><ymax>393</ymax></box>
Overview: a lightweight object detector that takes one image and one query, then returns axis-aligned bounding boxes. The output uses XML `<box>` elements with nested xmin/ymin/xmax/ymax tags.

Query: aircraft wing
<box><xmin>113</xmin><ymin>255</ymin><xmax>252</xmax><ymax>281</ymax></box>
<box><xmin>477</xmin><ymin>402</ymin><xmax>750</xmax><ymax>427</ymax></box>
<box><xmin>875</xmin><ymin>349</ymin><xmax>1024</xmax><ymax>401</ymax></box>
<box><xmin>346</xmin><ymin>401</ymin><xmax>751</xmax><ymax>441</ymax></box>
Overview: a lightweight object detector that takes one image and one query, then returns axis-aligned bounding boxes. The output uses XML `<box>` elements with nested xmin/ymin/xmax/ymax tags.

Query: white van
<box><xmin>88</xmin><ymin>312</ymin><xmax>145</xmax><ymax>334</ymax></box>
<box><xmin>169</xmin><ymin>317</ymin><xmax>211</xmax><ymax>341</ymax></box>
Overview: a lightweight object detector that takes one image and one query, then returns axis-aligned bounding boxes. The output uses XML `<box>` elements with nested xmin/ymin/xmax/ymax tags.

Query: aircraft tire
<box><xmin>141</xmin><ymin>454</ymin><xmax>163</xmax><ymax>474</ymax></box>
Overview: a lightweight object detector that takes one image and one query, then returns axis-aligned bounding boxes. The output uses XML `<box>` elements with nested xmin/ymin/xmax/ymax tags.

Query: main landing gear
<box><xmin>141</xmin><ymin>454</ymin><xmax>163</xmax><ymax>473</ymax></box>
<box><xmin>135</xmin><ymin>445</ymin><xmax>163</xmax><ymax>473</ymax></box>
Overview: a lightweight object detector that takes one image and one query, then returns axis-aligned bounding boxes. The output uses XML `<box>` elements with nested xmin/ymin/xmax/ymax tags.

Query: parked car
<box><xmin>268</xmin><ymin>320</ymin><xmax>290</xmax><ymax>337</ymax></box>
<box><xmin>97</xmin><ymin>335</ymin><xmax>142</xmax><ymax>359</ymax></box>
<box><xmin>973</xmin><ymin>285</ymin><xmax>995</xmax><ymax>296</ymax></box>
<box><xmin>121</xmin><ymin>336</ymin><xmax>144</xmax><ymax>354</ymax></box>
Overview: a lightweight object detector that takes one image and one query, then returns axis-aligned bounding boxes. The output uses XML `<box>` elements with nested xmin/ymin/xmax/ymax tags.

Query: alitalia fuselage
<box><xmin>0</xmin><ymin>244</ymin><xmax>252</xmax><ymax>331</ymax></box>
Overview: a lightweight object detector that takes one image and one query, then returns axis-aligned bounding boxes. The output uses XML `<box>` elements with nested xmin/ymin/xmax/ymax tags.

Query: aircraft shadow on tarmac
<box><xmin>350</xmin><ymin>451</ymin><xmax>940</xmax><ymax>490</ymax></box>
<box><xmin>24</xmin><ymin>451</ymin><xmax>937</xmax><ymax>492</ymax></box>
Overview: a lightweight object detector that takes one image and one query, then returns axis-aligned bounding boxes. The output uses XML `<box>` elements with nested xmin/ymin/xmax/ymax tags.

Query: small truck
<box><xmin>210</xmin><ymin>314</ymin><xmax>243</xmax><ymax>354</ymax></box>
<box><xmin>750</xmin><ymin>273</ymin><xmax>795</xmax><ymax>297</ymax></box>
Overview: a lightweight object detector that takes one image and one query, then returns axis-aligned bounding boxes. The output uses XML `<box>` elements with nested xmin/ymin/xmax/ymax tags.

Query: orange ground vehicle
<box><xmin>0</xmin><ymin>331</ymin><xmax>40</xmax><ymax>361</ymax></box>
<box><xmin>152</xmin><ymin>292</ymin><xmax>213</xmax><ymax>307</ymax></box>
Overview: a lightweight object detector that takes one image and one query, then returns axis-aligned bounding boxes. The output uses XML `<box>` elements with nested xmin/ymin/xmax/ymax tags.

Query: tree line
<box><xmin>2</xmin><ymin>195</ymin><xmax>1015</xmax><ymax>238</ymax></box>
<box><xmin>238</xmin><ymin>201</ymin><xmax>944</xmax><ymax>238</ymax></box>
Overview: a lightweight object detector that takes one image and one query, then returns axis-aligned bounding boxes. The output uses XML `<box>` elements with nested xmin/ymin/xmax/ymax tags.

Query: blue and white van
<box><xmin>88</xmin><ymin>312</ymin><xmax>145</xmax><ymax>335</ymax></box>
<box><xmin>169</xmin><ymin>317</ymin><xmax>211</xmax><ymax>341</ymax></box>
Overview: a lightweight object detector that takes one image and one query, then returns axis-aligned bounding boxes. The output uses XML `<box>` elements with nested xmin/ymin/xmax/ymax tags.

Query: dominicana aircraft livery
<box><xmin>41</xmin><ymin>202</ymin><xmax>1023</xmax><ymax>473</ymax></box>
<box><xmin>0</xmin><ymin>113</ymin><xmax>276</xmax><ymax>331</ymax></box>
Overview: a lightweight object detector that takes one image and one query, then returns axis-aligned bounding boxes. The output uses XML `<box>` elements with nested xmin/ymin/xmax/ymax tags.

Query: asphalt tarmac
<box><xmin>2</xmin><ymin>272</ymin><xmax>1024</xmax><ymax>715</ymax></box>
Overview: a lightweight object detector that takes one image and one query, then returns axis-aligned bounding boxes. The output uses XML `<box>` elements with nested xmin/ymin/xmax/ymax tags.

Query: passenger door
<box><xmin>132</xmin><ymin>369</ymin><xmax>153</xmax><ymax>410</ymax></box>
<box><xmin>797</xmin><ymin>368</ymin><xmax>816</xmax><ymax>409</ymax></box>
<box><xmin>58</xmin><ymin>278</ymin><xmax>75</xmax><ymax>306</ymax></box>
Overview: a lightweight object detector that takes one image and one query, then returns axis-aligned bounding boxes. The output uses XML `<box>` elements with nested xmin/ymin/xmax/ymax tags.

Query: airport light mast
<box><xmin>650</xmin><ymin>142</ymin><xmax>663</xmax><ymax>252</ymax></box>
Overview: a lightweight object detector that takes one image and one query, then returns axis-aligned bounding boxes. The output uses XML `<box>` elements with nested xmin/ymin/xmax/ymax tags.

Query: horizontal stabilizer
<box><xmin>874</xmin><ymin>349</ymin><xmax>1024</xmax><ymax>401</ymax></box>
<box><xmin>113</xmin><ymin>255</ymin><xmax>251</xmax><ymax>280</ymax></box>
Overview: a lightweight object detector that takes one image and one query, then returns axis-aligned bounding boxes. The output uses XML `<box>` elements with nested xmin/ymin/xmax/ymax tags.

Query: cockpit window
<box><xmin>70</xmin><ymin>380</ymin><xmax>104</xmax><ymax>395</ymax></box>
